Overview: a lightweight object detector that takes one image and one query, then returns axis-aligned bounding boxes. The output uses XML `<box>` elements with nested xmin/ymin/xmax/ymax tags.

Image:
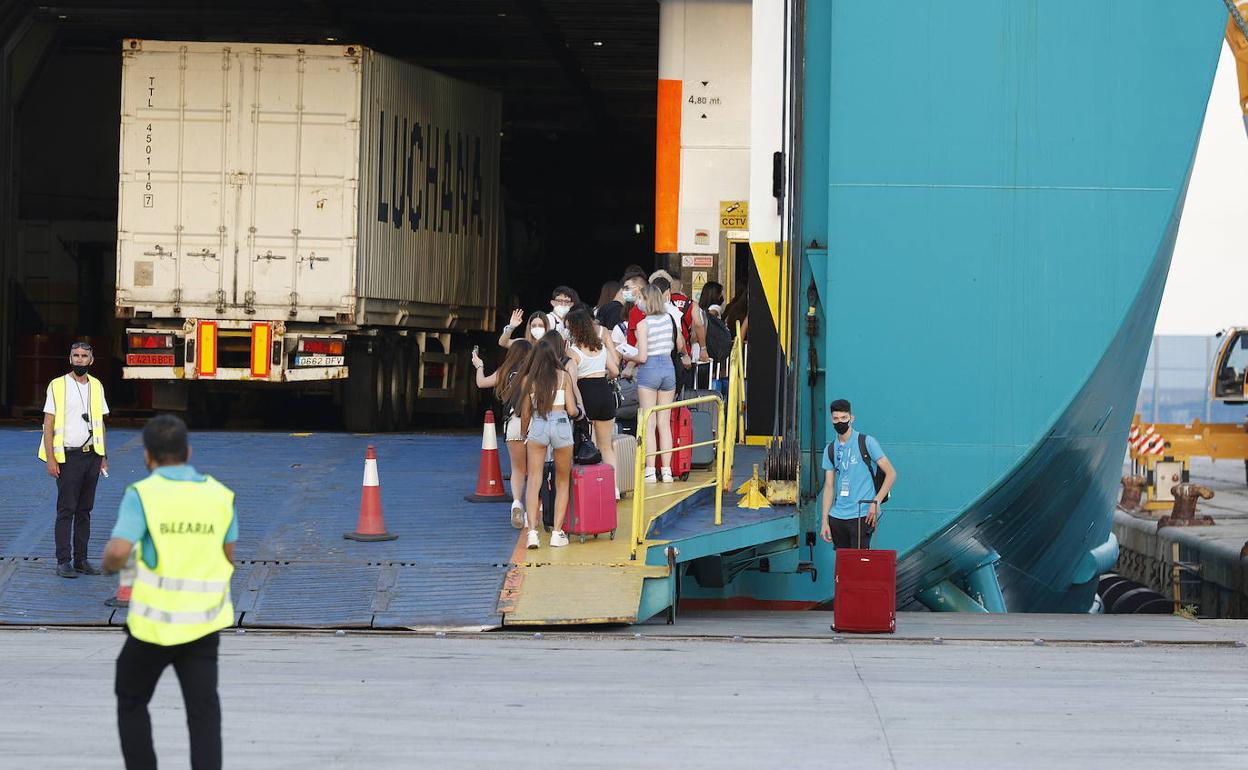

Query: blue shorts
<box><xmin>636</xmin><ymin>358</ymin><xmax>676</xmax><ymax>392</ymax></box>
<box><xmin>527</xmin><ymin>413</ymin><xmax>573</xmax><ymax>449</ymax></box>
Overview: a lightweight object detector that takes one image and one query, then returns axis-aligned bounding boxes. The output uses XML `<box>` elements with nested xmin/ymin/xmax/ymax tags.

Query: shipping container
<box><xmin>114</xmin><ymin>39</ymin><xmax>501</xmax><ymax>429</ymax></box>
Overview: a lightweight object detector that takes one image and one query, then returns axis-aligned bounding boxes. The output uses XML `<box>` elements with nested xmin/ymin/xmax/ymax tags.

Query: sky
<box><xmin>1155</xmin><ymin>42</ymin><xmax>1248</xmax><ymax>335</ymax></box>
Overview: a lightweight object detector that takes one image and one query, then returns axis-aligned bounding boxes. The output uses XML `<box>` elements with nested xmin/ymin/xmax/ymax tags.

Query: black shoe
<box><xmin>56</xmin><ymin>562</ymin><xmax>79</xmax><ymax>579</ymax></box>
<box><xmin>74</xmin><ymin>560</ymin><xmax>101</xmax><ymax>576</ymax></box>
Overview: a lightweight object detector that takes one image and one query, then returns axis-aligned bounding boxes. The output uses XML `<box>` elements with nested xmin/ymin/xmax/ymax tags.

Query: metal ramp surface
<box><xmin>0</xmin><ymin>429</ymin><xmax>515</xmax><ymax>630</ymax></box>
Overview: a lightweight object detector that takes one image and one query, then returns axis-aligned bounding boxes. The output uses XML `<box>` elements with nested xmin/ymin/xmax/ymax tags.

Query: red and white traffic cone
<box><xmin>344</xmin><ymin>445</ymin><xmax>398</xmax><ymax>541</ymax></box>
<box><xmin>105</xmin><ymin>553</ymin><xmax>134</xmax><ymax>608</ymax></box>
<box><xmin>104</xmin><ymin>583</ymin><xmax>131</xmax><ymax>608</ymax></box>
<box><xmin>464</xmin><ymin>410</ymin><xmax>509</xmax><ymax>503</ymax></box>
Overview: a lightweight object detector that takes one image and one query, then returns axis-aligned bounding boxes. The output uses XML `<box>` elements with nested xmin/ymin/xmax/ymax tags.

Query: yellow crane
<box><xmin>1229</xmin><ymin>1</ymin><xmax>1248</xmax><ymax>136</ymax></box>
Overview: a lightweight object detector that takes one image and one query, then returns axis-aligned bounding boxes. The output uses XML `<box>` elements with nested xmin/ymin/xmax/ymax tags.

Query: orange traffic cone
<box><xmin>105</xmin><ymin>553</ymin><xmax>135</xmax><ymax>607</ymax></box>
<box><xmin>104</xmin><ymin>583</ymin><xmax>131</xmax><ymax>608</ymax></box>
<box><xmin>464</xmin><ymin>410</ymin><xmax>509</xmax><ymax>503</ymax></box>
<box><xmin>344</xmin><ymin>445</ymin><xmax>398</xmax><ymax>541</ymax></box>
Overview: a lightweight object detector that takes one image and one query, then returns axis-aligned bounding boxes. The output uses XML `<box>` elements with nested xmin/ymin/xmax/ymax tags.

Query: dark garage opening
<box><xmin>0</xmin><ymin>1</ymin><xmax>659</xmax><ymax>417</ymax></box>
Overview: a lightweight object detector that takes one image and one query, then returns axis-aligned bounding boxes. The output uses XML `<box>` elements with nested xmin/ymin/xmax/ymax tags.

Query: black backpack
<box><xmin>826</xmin><ymin>433</ymin><xmax>890</xmax><ymax>504</ymax></box>
<box><xmin>704</xmin><ymin>313</ymin><xmax>732</xmax><ymax>361</ymax></box>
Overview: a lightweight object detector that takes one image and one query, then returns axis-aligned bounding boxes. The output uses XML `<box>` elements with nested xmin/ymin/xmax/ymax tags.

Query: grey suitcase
<box><xmin>686</xmin><ymin>376</ymin><xmax>719</xmax><ymax>469</ymax></box>
<box><xmin>612</xmin><ymin>434</ymin><xmax>638</xmax><ymax>497</ymax></box>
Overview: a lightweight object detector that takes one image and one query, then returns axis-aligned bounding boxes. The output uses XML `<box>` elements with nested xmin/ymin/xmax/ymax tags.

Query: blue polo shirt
<box><xmin>822</xmin><ymin>430</ymin><xmax>886</xmax><ymax>520</ymax></box>
<box><xmin>110</xmin><ymin>465</ymin><xmax>238</xmax><ymax>569</ymax></box>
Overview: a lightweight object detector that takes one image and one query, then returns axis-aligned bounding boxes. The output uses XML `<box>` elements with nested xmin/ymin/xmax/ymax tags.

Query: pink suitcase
<box><xmin>566</xmin><ymin>463</ymin><xmax>617</xmax><ymax>542</ymax></box>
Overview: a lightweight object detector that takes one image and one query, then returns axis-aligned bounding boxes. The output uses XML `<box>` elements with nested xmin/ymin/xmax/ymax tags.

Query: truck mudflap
<box><xmin>122</xmin><ymin>320</ymin><xmax>348</xmax><ymax>383</ymax></box>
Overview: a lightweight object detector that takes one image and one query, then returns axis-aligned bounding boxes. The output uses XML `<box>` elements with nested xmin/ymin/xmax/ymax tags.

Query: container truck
<box><xmin>114</xmin><ymin>39</ymin><xmax>501</xmax><ymax>430</ymax></box>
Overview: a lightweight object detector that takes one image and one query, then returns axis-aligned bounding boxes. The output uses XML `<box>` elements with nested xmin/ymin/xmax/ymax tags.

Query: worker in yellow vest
<box><xmin>40</xmin><ymin>340</ymin><xmax>109</xmax><ymax>579</ymax></box>
<box><xmin>102</xmin><ymin>415</ymin><xmax>237</xmax><ymax>770</ymax></box>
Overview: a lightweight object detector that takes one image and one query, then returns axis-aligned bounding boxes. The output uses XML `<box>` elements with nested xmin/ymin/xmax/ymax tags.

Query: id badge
<box><xmin>840</xmin><ymin>480</ymin><xmax>850</xmax><ymax>497</ymax></box>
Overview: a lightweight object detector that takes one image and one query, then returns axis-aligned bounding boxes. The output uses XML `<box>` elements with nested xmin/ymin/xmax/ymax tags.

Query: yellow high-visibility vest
<box><xmin>126</xmin><ymin>474</ymin><xmax>235</xmax><ymax>647</ymax></box>
<box><xmin>37</xmin><ymin>375</ymin><xmax>106</xmax><ymax>463</ymax></box>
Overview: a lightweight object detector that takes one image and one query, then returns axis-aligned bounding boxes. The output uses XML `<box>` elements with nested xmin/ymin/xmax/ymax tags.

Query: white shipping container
<box><xmin>115</xmin><ymin>39</ymin><xmax>500</xmax><ymax>330</ymax></box>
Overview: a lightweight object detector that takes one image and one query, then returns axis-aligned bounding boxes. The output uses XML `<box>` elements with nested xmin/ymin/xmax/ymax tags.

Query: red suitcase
<box><xmin>668</xmin><ymin>407</ymin><xmax>692</xmax><ymax>480</ymax></box>
<box><xmin>565</xmin><ymin>463</ymin><xmax>617</xmax><ymax>542</ymax></box>
<box><xmin>833</xmin><ymin>548</ymin><xmax>896</xmax><ymax>633</ymax></box>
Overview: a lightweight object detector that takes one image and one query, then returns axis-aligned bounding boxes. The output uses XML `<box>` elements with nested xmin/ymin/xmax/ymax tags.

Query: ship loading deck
<box><xmin>0</xmin><ymin>428</ymin><xmax>798</xmax><ymax>631</ymax></box>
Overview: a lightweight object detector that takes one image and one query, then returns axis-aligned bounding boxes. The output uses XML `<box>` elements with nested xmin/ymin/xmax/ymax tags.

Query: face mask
<box><xmin>553</xmin><ymin>305</ymin><xmax>569</xmax><ymax>318</ymax></box>
<box><xmin>621</xmin><ymin>290</ymin><xmax>635</xmax><ymax>304</ymax></box>
<box><xmin>833</xmin><ymin>421</ymin><xmax>850</xmax><ymax>435</ymax></box>
<box><xmin>531</xmin><ymin>327</ymin><xmax>546</xmax><ymax>340</ymax></box>
<box><xmin>72</xmin><ymin>365</ymin><xmax>89</xmax><ymax>377</ymax></box>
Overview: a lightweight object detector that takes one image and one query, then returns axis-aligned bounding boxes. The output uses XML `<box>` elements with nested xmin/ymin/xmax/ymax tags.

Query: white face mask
<box><xmin>531</xmin><ymin>326</ymin><xmax>547</xmax><ymax>339</ymax></box>
<box><xmin>553</xmin><ymin>305</ymin><xmax>570</xmax><ymax>318</ymax></box>
<box><xmin>621</xmin><ymin>289</ymin><xmax>634</xmax><ymax>304</ymax></box>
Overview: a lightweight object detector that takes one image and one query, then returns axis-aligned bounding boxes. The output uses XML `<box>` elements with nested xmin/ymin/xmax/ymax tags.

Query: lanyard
<box><xmin>833</xmin><ymin>433</ymin><xmax>854</xmax><ymax>473</ymax></box>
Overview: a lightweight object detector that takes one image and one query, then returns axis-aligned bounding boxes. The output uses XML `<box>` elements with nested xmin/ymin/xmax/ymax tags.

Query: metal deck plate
<box><xmin>0</xmin><ymin>559</ymin><xmax>119</xmax><ymax>625</ymax></box>
<box><xmin>242</xmin><ymin>563</ymin><xmax>380</xmax><ymax>628</ymax></box>
<box><xmin>373</xmin><ymin>565</ymin><xmax>508</xmax><ymax>630</ymax></box>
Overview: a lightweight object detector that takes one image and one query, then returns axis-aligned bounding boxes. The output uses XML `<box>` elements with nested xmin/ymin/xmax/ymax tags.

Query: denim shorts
<box><xmin>527</xmin><ymin>413</ymin><xmax>573</xmax><ymax>448</ymax></box>
<box><xmin>636</xmin><ymin>357</ymin><xmax>676</xmax><ymax>392</ymax></box>
<box><xmin>504</xmin><ymin>414</ymin><xmax>523</xmax><ymax>442</ymax></box>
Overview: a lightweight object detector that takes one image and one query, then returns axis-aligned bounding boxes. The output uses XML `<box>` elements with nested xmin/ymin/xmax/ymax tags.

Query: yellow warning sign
<box><xmin>719</xmin><ymin>200</ymin><xmax>748</xmax><ymax>230</ymax></box>
<box><xmin>690</xmin><ymin>270</ymin><xmax>708</xmax><ymax>300</ymax></box>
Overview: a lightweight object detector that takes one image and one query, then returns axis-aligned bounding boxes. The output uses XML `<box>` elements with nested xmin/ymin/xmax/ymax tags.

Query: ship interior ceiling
<box><xmin>0</xmin><ymin>0</ymin><xmax>659</xmax><ymax>417</ymax></box>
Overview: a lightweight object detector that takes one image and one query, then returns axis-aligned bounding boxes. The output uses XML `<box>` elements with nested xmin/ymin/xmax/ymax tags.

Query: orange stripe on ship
<box><xmin>654</xmin><ymin>78</ymin><xmax>682</xmax><ymax>253</ymax></box>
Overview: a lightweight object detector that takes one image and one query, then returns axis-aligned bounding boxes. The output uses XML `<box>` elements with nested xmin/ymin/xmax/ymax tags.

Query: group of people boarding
<box><xmin>471</xmin><ymin>266</ymin><xmax>731</xmax><ymax>550</ymax></box>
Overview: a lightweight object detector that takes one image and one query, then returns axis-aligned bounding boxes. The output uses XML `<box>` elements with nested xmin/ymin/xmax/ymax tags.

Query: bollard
<box><xmin>1118</xmin><ymin>475</ymin><xmax>1145</xmax><ymax>512</ymax></box>
<box><xmin>1157</xmin><ymin>484</ymin><xmax>1215</xmax><ymax>529</ymax></box>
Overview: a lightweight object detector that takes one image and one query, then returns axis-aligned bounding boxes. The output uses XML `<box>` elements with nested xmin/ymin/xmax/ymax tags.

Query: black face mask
<box><xmin>833</xmin><ymin>421</ymin><xmax>850</xmax><ymax>435</ymax></box>
<box><xmin>72</xmin><ymin>365</ymin><xmax>89</xmax><ymax>377</ymax></box>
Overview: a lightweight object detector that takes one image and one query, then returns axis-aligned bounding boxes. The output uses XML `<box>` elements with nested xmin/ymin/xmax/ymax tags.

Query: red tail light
<box><xmin>298</xmin><ymin>338</ymin><xmax>344</xmax><ymax>355</ymax></box>
<box><xmin>128</xmin><ymin>333</ymin><xmax>174</xmax><ymax>349</ymax></box>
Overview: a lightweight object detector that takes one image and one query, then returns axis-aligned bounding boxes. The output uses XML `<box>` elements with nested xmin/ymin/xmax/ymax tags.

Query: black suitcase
<box><xmin>540</xmin><ymin>460</ymin><xmax>555</xmax><ymax>531</ymax></box>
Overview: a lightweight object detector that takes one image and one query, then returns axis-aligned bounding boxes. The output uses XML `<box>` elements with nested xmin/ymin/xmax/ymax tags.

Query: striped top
<box><xmin>643</xmin><ymin>313</ymin><xmax>675</xmax><ymax>357</ymax></box>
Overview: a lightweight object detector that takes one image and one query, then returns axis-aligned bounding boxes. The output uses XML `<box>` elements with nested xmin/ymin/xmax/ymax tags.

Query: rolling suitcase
<box><xmin>832</xmin><ymin>505</ymin><xmax>896</xmax><ymax>633</ymax></box>
<box><xmin>540</xmin><ymin>460</ymin><xmax>556</xmax><ymax>531</ymax></box>
<box><xmin>566</xmin><ymin>463</ymin><xmax>617</xmax><ymax>542</ymax></box>
<box><xmin>685</xmin><ymin>366</ymin><xmax>719</xmax><ymax>469</ymax></box>
<box><xmin>669</xmin><ymin>406</ymin><xmax>692</xmax><ymax>480</ymax></box>
<box><xmin>612</xmin><ymin>434</ymin><xmax>638</xmax><ymax>497</ymax></box>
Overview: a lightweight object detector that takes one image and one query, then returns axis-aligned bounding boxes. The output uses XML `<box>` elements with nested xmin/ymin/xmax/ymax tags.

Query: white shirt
<box><xmin>44</xmin><ymin>375</ymin><xmax>110</xmax><ymax>449</ymax></box>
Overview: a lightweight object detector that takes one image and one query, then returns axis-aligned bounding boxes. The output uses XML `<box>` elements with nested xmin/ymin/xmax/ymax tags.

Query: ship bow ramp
<box><xmin>796</xmin><ymin>1</ymin><xmax>1227</xmax><ymax>611</ymax></box>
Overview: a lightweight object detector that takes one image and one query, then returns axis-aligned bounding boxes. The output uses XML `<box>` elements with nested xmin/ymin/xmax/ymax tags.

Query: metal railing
<box><xmin>628</xmin><ymin>329</ymin><xmax>748</xmax><ymax>559</ymax></box>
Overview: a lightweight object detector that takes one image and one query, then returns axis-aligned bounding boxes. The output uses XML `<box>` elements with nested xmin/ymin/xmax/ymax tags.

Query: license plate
<box><xmin>293</xmin><ymin>355</ymin><xmax>344</xmax><ymax>367</ymax></box>
<box><xmin>126</xmin><ymin>353</ymin><xmax>175</xmax><ymax>366</ymax></box>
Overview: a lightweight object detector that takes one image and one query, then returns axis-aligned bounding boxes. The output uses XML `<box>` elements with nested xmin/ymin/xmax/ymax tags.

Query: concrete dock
<box><xmin>1115</xmin><ymin>457</ymin><xmax>1248</xmax><ymax>616</ymax></box>
<box><xmin>3</xmin><ymin>614</ymin><xmax>1246</xmax><ymax>769</ymax></box>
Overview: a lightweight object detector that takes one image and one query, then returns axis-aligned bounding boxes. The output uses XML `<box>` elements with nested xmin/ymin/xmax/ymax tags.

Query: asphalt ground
<box><xmin>2</xmin><ymin>625</ymin><xmax>1245</xmax><ymax>769</ymax></box>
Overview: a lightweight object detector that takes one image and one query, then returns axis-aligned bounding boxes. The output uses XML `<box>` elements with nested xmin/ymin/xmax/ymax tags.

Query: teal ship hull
<box><xmin>688</xmin><ymin>1</ymin><xmax>1227</xmax><ymax>612</ymax></box>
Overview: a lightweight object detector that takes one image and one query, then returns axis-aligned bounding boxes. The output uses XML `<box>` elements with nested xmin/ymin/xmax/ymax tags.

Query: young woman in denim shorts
<box><xmin>624</xmin><ymin>284</ymin><xmax>686</xmax><ymax>483</ymax></box>
<box><xmin>472</xmin><ymin>339</ymin><xmax>533</xmax><ymax>528</ymax></box>
<box><xmin>519</xmin><ymin>343</ymin><xmax>579</xmax><ymax>549</ymax></box>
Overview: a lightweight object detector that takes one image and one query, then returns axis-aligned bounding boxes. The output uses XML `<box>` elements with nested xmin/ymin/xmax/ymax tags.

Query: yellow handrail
<box><xmin>630</xmin><ymin>393</ymin><xmax>726</xmax><ymax>560</ymax></box>
<box><xmin>628</xmin><ymin>334</ymin><xmax>748</xmax><ymax>560</ymax></box>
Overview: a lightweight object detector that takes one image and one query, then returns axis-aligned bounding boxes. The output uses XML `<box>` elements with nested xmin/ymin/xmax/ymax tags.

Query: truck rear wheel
<box><xmin>343</xmin><ymin>338</ymin><xmax>385</xmax><ymax>432</ymax></box>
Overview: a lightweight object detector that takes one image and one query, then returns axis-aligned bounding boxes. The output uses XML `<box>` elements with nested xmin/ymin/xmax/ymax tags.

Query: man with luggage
<box><xmin>820</xmin><ymin>399</ymin><xmax>897</xmax><ymax>548</ymax></box>
<box><xmin>103</xmin><ymin>415</ymin><xmax>238</xmax><ymax>769</ymax></box>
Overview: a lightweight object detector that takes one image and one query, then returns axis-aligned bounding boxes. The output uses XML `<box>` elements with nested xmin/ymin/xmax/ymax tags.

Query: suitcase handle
<box><xmin>856</xmin><ymin>499</ymin><xmax>882</xmax><ymax>545</ymax></box>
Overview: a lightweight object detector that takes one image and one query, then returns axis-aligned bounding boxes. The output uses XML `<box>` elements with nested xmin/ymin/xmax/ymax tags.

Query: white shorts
<box><xmin>505</xmin><ymin>414</ymin><xmax>523</xmax><ymax>442</ymax></box>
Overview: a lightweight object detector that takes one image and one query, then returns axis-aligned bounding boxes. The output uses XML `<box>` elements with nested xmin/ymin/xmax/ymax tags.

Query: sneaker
<box><xmin>615</xmin><ymin>486</ymin><xmax>621</xmax><ymax>500</ymax></box>
<box><xmin>644</xmin><ymin>469</ymin><xmax>658</xmax><ymax>484</ymax></box>
<box><xmin>73</xmin><ymin>560</ymin><xmax>101</xmax><ymax>576</ymax></box>
<box><xmin>510</xmin><ymin>501</ymin><xmax>525</xmax><ymax>529</ymax></box>
<box><xmin>661</xmin><ymin>468</ymin><xmax>674</xmax><ymax>483</ymax></box>
<box><xmin>550</xmin><ymin>530</ymin><xmax>570</xmax><ymax>548</ymax></box>
<box><xmin>526</xmin><ymin>529</ymin><xmax>540</xmax><ymax>549</ymax></box>
<box><xmin>56</xmin><ymin>562</ymin><xmax>78</xmax><ymax>579</ymax></box>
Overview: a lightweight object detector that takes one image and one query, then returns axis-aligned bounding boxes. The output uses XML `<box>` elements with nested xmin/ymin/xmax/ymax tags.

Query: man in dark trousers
<box><xmin>820</xmin><ymin>399</ymin><xmax>897</xmax><ymax>548</ymax></box>
<box><xmin>40</xmin><ymin>340</ymin><xmax>109</xmax><ymax>578</ymax></box>
<box><xmin>103</xmin><ymin>415</ymin><xmax>238</xmax><ymax>770</ymax></box>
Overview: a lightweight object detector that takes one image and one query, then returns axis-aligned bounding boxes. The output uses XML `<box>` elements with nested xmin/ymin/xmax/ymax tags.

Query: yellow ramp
<box><xmin>500</xmin><ymin>473</ymin><xmax>714</xmax><ymax>626</ymax></box>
